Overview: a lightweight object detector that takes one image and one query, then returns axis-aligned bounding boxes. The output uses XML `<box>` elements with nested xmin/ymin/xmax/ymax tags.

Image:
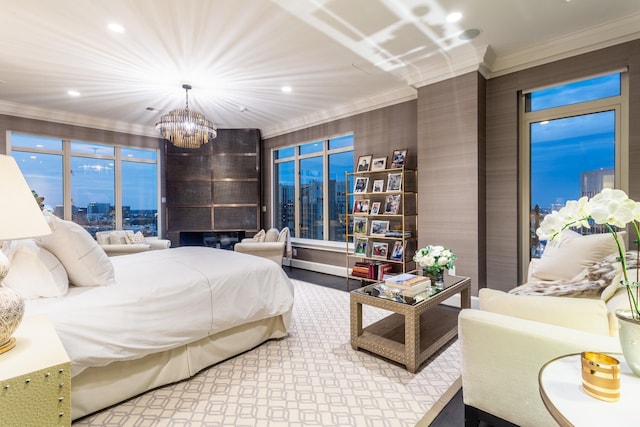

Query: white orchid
<box><xmin>536</xmin><ymin>188</ymin><xmax>639</xmax><ymax>319</ymax></box>
<box><xmin>413</xmin><ymin>244</ymin><xmax>456</xmax><ymax>276</ymax></box>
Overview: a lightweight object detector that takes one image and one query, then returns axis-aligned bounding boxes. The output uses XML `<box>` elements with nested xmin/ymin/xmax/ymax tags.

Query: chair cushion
<box><xmin>265</xmin><ymin>228</ymin><xmax>279</xmax><ymax>242</ymax></box>
<box><xmin>37</xmin><ymin>212</ymin><xmax>115</xmax><ymax>287</ymax></box>
<box><xmin>125</xmin><ymin>231</ymin><xmax>145</xmax><ymax>244</ymax></box>
<box><xmin>533</xmin><ymin>230</ymin><xmax>623</xmax><ymax>282</ymax></box>
<box><xmin>3</xmin><ymin>239</ymin><xmax>69</xmax><ymax>299</ymax></box>
<box><xmin>252</xmin><ymin>229</ymin><xmax>266</xmax><ymax>242</ymax></box>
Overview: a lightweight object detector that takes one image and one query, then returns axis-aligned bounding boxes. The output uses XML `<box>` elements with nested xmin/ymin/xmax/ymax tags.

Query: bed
<box><xmin>5</xmin><ymin>214</ymin><xmax>294</xmax><ymax>420</ymax></box>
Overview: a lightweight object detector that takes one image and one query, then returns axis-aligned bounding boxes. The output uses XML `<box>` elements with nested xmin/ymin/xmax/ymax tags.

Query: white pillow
<box><xmin>278</xmin><ymin>227</ymin><xmax>289</xmax><ymax>243</ymax></box>
<box><xmin>109</xmin><ymin>230</ymin><xmax>132</xmax><ymax>244</ymax></box>
<box><xmin>265</xmin><ymin>228</ymin><xmax>279</xmax><ymax>242</ymax></box>
<box><xmin>37</xmin><ymin>212</ymin><xmax>115</xmax><ymax>287</ymax></box>
<box><xmin>2</xmin><ymin>239</ymin><xmax>69</xmax><ymax>299</ymax></box>
<box><xmin>533</xmin><ymin>230</ymin><xmax>623</xmax><ymax>281</ymax></box>
<box><xmin>126</xmin><ymin>231</ymin><xmax>145</xmax><ymax>244</ymax></box>
<box><xmin>252</xmin><ymin>229</ymin><xmax>266</xmax><ymax>242</ymax></box>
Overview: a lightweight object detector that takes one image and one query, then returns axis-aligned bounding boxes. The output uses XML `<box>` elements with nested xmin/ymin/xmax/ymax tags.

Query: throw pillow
<box><xmin>277</xmin><ymin>227</ymin><xmax>289</xmax><ymax>243</ymax></box>
<box><xmin>108</xmin><ymin>230</ymin><xmax>131</xmax><ymax>244</ymax></box>
<box><xmin>265</xmin><ymin>228</ymin><xmax>279</xmax><ymax>242</ymax></box>
<box><xmin>252</xmin><ymin>229</ymin><xmax>266</xmax><ymax>242</ymax></box>
<box><xmin>126</xmin><ymin>231</ymin><xmax>146</xmax><ymax>244</ymax></box>
<box><xmin>2</xmin><ymin>239</ymin><xmax>69</xmax><ymax>299</ymax></box>
<box><xmin>532</xmin><ymin>230</ymin><xmax>623</xmax><ymax>282</ymax></box>
<box><xmin>37</xmin><ymin>212</ymin><xmax>115</xmax><ymax>287</ymax></box>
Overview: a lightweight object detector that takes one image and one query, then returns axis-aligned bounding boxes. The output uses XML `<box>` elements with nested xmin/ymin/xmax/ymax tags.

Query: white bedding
<box><xmin>25</xmin><ymin>247</ymin><xmax>294</xmax><ymax>376</ymax></box>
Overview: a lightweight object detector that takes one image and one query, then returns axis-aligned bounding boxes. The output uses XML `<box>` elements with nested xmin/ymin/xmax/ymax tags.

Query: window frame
<box><xmin>272</xmin><ymin>134</ymin><xmax>353</xmax><ymax>248</ymax></box>
<box><xmin>518</xmin><ymin>71</ymin><xmax>629</xmax><ymax>283</ymax></box>
<box><xmin>8</xmin><ymin>132</ymin><xmax>161</xmax><ymax>236</ymax></box>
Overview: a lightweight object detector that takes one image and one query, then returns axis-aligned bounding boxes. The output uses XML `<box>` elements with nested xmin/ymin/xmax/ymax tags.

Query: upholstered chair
<box><xmin>95</xmin><ymin>230</ymin><xmax>171</xmax><ymax>256</ymax></box>
<box><xmin>234</xmin><ymin>227</ymin><xmax>291</xmax><ymax>265</ymax></box>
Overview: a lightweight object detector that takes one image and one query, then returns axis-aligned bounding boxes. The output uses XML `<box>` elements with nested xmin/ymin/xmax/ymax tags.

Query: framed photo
<box><xmin>371</xmin><ymin>157</ymin><xmax>387</xmax><ymax>171</ymax></box>
<box><xmin>354</xmin><ymin>237</ymin><xmax>368</xmax><ymax>255</ymax></box>
<box><xmin>387</xmin><ymin>172</ymin><xmax>402</xmax><ymax>192</ymax></box>
<box><xmin>370</xmin><ymin>220</ymin><xmax>390</xmax><ymax>236</ymax></box>
<box><xmin>370</xmin><ymin>201</ymin><xmax>381</xmax><ymax>215</ymax></box>
<box><xmin>353</xmin><ymin>177</ymin><xmax>369</xmax><ymax>193</ymax></box>
<box><xmin>357</xmin><ymin>155</ymin><xmax>373</xmax><ymax>172</ymax></box>
<box><xmin>390</xmin><ymin>241</ymin><xmax>404</xmax><ymax>261</ymax></box>
<box><xmin>352</xmin><ymin>199</ymin><xmax>370</xmax><ymax>214</ymax></box>
<box><xmin>353</xmin><ymin>217</ymin><xmax>367</xmax><ymax>235</ymax></box>
<box><xmin>391</xmin><ymin>148</ymin><xmax>408</xmax><ymax>169</ymax></box>
<box><xmin>384</xmin><ymin>194</ymin><xmax>401</xmax><ymax>214</ymax></box>
<box><xmin>372</xmin><ymin>179</ymin><xmax>385</xmax><ymax>193</ymax></box>
<box><xmin>371</xmin><ymin>241</ymin><xmax>389</xmax><ymax>259</ymax></box>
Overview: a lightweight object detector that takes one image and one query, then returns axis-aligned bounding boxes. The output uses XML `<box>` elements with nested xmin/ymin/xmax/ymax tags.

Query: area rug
<box><xmin>72</xmin><ymin>279</ymin><xmax>461</xmax><ymax>426</ymax></box>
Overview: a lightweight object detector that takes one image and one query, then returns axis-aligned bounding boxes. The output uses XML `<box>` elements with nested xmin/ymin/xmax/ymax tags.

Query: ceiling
<box><xmin>1</xmin><ymin>0</ymin><xmax>639</xmax><ymax>139</ymax></box>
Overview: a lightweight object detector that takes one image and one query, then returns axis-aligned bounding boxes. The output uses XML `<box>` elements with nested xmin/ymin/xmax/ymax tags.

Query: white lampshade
<box><xmin>0</xmin><ymin>154</ymin><xmax>51</xmax><ymax>240</ymax></box>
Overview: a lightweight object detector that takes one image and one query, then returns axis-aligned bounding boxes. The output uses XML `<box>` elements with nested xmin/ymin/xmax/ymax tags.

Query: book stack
<box><xmin>351</xmin><ymin>262</ymin><xmax>394</xmax><ymax>280</ymax></box>
<box><xmin>384</xmin><ymin>273</ymin><xmax>431</xmax><ymax>296</ymax></box>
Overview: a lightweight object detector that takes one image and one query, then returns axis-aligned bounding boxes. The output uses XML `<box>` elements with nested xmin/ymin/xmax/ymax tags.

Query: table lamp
<box><xmin>0</xmin><ymin>154</ymin><xmax>52</xmax><ymax>354</ymax></box>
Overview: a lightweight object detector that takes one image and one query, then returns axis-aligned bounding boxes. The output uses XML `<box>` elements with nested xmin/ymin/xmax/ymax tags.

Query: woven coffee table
<box><xmin>350</xmin><ymin>274</ymin><xmax>471</xmax><ymax>373</ymax></box>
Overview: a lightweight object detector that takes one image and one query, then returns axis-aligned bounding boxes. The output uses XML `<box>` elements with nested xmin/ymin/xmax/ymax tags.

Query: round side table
<box><xmin>538</xmin><ymin>353</ymin><xmax>639</xmax><ymax>426</ymax></box>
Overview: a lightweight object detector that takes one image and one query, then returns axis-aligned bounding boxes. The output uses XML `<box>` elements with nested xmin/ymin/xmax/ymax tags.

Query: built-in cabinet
<box><xmin>346</xmin><ymin>167</ymin><xmax>417</xmax><ymax>282</ymax></box>
<box><xmin>165</xmin><ymin>129</ymin><xmax>261</xmax><ymax>246</ymax></box>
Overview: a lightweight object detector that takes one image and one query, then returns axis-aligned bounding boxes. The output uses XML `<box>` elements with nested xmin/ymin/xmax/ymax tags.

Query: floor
<box><xmin>283</xmin><ymin>266</ymin><xmax>470</xmax><ymax>427</ymax></box>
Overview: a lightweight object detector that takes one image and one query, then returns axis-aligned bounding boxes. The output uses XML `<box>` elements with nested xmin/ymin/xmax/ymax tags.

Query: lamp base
<box><xmin>0</xmin><ymin>337</ymin><xmax>16</xmax><ymax>354</ymax></box>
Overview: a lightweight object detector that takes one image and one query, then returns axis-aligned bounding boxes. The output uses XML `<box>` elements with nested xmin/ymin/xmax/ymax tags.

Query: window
<box><xmin>274</xmin><ymin>135</ymin><xmax>353</xmax><ymax>243</ymax></box>
<box><xmin>10</xmin><ymin>133</ymin><xmax>159</xmax><ymax>237</ymax></box>
<box><xmin>520</xmin><ymin>71</ymin><xmax>628</xmax><ymax>270</ymax></box>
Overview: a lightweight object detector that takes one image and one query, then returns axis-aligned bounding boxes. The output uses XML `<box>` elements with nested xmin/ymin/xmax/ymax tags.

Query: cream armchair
<box><xmin>95</xmin><ymin>230</ymin><xmax>171</xmax><ymax>256</ymax></box>
<box><xmin>234</xmin><ymin>227</ymin><xmax>290</xmax><ymax>265</ymax></box>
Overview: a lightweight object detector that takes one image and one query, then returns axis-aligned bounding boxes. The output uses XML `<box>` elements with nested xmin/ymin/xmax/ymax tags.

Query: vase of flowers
<box><xmin>536</xmin><ymin>188</ymin><xmax>640</xmax><ymax>376</ymax></box>
<box><xmin>413</xmin><ymin>245</ymin><xmax>456</xmax><ymax>289</ymax></box>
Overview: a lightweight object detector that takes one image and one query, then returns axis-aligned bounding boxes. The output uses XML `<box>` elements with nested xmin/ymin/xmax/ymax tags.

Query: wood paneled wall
<box><xmin>417</xmin><ymin>72</ymin><xmax>486</xmax><ymax>294</ymax></box>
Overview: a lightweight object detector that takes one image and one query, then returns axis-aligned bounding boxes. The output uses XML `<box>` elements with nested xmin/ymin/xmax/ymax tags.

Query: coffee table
<box><xmin>350</xmin><ymin>274</ymin><xmax>471</xmax><ymax>373</ymax></box>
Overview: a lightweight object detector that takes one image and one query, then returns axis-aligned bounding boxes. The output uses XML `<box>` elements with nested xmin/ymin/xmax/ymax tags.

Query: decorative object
<box><xmin>156</xmin><ymin>84</ymin><xmax>217</xmax><ymax>149</ymax></box>
<box><xmin>354</xmin><ymin>237</ymin><xmax>368</xmax><ymax>255</ymax></box>
<box><xmin>580</xmin><ymin>351</ymin><xmax>620</xmax><ymax>402</ymax></box>
<box><xmin>386</xmin><ymin>172</ymin><xmax>402</xmax><ymax>192</ymax></box>
<box><xmin>390</xmin><ymin>241</ymin><xmax>404</xmax><ymax>261</ymax></box>
<box><xmin>370</xmin><ymin>202</ymin><xmax>381</xmax><ymax>215</ymax></box>
<box><xmin>353</xmin><ymin>217</ymin><xmax>367</xmax><ymax>235</ymax></box>
<box><xmin>370</xmin><ymin>220</ymin><xmax>390</xmax><ymax>236</ymax></box>
<box><xmin>384</xmin><ymin>194</ymin><xmax>401</xmax><ymax>214</ymax></box>
<box><xmin>0</xmin><ymin>155</ymin><xmax>52</xmax><ymax>353</ymax></box>
<box><xmin>391</xmin><ymin>148</ymin><xmax>407</xmax><ymax>168</ymax></box>
<box><xmin>371</xmin><ymin>241</ymin><xmax>389</xmax><ymax>259</ymax></box>
<box><xmin>352</xmin><ymin>199</ymin><xmax>370</xmax><ymax>214</ymax></box>
<box><xmin>353</xmin><ymin>177</ymin><xmax>368</xmax><ymax>193</ymax></box>
<box><xmin>536</xmin><ymin>188</ymin><xmax>640</xmax><ymax>375</ymax></box>
<box><xmin>371</xmin><ymin>157</ymin><xmax>387</xmax><ymax>171</ymax></box>
<box><xmin>413</xmin><ymin>245</ymin><xmax>457</xmax><ymax>288</ymax></box>
<box><xmin>372</xmin><ymin>179</ymin><xmax>384</xmax><ymax>192</ymax></box>
<box><xmin>356</xmin><ymin>155</ymin><xmax>372</xmax><ymax>172</ymax></box>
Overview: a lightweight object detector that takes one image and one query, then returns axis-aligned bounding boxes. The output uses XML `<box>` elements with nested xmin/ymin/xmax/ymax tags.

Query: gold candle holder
<box><xmin>581</xmin><ymin>352</ymin><xmax>620</xmax><ymax>402</ymax></box>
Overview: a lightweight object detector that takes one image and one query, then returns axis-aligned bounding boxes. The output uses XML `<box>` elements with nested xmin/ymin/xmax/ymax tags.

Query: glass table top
<box><xmin>352</xmin><ymin>274</ymin><xmax>466</xmax><ymax>305</ymax></box>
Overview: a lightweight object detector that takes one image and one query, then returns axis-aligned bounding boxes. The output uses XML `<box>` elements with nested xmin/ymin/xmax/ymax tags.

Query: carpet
<box><xmin>72</xmin><ymin>279</ymin><xmax>461</xmax><ymax>426</ymax></box>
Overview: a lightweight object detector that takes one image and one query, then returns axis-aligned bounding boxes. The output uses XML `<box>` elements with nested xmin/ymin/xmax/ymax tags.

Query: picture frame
<box><xmin>353</xmin><ymin>177</ymin><xmax>369</xmax><ymax>193</ymax></box>
<box><xmin>352</xmin><ymin>199</ymin><xmax>370</xmax><ymax>214</ymax></box>
<box><xmin>390</xmin><ymin>241</ymin><xmax>404</xmax><ymax>261</ymax></box>
<box><xmin>384</xmin><ymin>194</ymin><xmax>401</xmax><ymax>214</ymax></box>
<box><xmin>370</xmin><ymin>201</ymin><xmax>381</xmax><ymax>215</ymax></box>
<box><xmin>387</xmin><ymin>172</ymin><xmax>402</xmax><ymax>192</ymax></box>
<box><xmin>356</xmin><ymin>155</ymin><xmax>373</xmax><ymax>172</ymax></box>
<box><xmin>371</xmin><ymin>241</ymin><xmax>389</xmax><ymax>259</ymax></box>
<box><xmin>354</xmin><ymin>237</ymin><xmax>368</xmax><ymax>256</ymax></box>
<box><xmin>391</xmin><ymin>148</ymin><xmax>408</xmax><ymax>169</ymax></box>
<box><xmin>353</xmin><ymin>217</ymin><xmax>367</xmax><ymax>235</ymax></box>
<box><xmin>371</xmin><ymin>157</ymin><xmax>387</xmax><ymax>171</ymax></box>
<box><xmin>372</xmin><ymin>179</ymin><xmax>385</xmax><ymax>193</ymax></box>
<box><xmin>370</xmin><ymin>219</ymin><xmax>390</xmax><ymax>236</ymax></box>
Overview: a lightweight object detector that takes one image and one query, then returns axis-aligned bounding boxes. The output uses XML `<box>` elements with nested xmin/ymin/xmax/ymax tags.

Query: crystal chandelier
<box><xmin>156</xmin><ymin>84</ymin><xmax>217</xmax><ymax>149</ymax></box>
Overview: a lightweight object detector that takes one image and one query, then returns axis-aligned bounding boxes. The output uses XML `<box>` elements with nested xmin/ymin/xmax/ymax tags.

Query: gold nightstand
<box><xmin>0</xmin><ymin>315</ymin><xmax>71</xmax><ymax>427</ymax></box>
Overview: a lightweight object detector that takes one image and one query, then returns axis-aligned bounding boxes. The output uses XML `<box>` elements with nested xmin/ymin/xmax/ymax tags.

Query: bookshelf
<box><xmin>346</xmin><ymin>167</ymin><xmax>417</xmax><ymax>283</ymax></box>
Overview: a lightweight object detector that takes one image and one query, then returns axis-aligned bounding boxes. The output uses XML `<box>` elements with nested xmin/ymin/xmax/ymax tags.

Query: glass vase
<box><xmin>615</xmin><ymin>308</ymin><xmax>640</xmax><ymax>377</ymax></box>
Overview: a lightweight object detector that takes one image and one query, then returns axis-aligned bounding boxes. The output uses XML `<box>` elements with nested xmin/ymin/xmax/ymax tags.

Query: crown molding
<box><xmin>0</xmin><ymin>100</ymin><xmax>158</xmax><ymax>138</ymax></box>
<box><xmin>260</xmin><ymin>86</ymin><xmax>417</xmax><ymax>139</ymax></box>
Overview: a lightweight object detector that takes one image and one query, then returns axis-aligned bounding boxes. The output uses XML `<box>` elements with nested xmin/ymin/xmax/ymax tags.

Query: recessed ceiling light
<box><xmin>281</xmin><ymin>86</ymin><xmax>292</xmax><ymax>93</ymax></box>
<box><xmin>108</xmin><ymin>23</ymin><xmax>125</xmax><ymax>33</ymax></box>
<box><xmin>67</xmin><ymin>90</ymin><xmax>80</xmax><ymax>97</ymax></box>
<box><xmin>447</xmin><ymin>12</ymin><xmax>462</xmax><ymax>23</ymax></box>
<box><xmin>458</xmin><ymin>29</ymin><xmax>480</xmax><ymax>41</ymax></box>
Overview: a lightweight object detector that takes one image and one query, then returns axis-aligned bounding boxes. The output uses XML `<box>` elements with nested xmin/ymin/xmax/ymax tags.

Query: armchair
<box><xmin>95</xmin><ymin>230</ymin><xmax>171</xmax><ymax>256</ymax></box>
<box><xmin>234</xmin><ymin>227</ymin><xmax>290</xmax><ymax>265</ymax></box>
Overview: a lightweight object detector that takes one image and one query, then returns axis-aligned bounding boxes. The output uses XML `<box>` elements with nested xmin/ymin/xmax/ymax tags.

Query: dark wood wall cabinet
<box><xmin>165</xmin><ymin>128</ymin><xmax>261</xmax><ymax>246</ymax></box>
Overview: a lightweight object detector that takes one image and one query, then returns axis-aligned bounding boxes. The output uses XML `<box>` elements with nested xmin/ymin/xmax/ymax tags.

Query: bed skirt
<box><xmin>71</xmin><ymin>314</ymin><xmax>288</xmax><ymax>420</ymax></box>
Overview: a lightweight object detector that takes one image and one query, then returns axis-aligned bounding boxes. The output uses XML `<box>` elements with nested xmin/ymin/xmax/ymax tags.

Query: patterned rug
<box><xmin>72</xmin><ymin>280</ymin><xmax>461</xmax><ymax>426</ymax></box>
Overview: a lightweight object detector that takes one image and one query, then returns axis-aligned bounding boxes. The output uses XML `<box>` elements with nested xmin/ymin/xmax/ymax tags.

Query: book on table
<box><xmin>384</xmin><ymin>273</ymin><xmax>429</xmax><ymax>289</ymax></box>
<box><xmin>399</xmin><ymin>280</ymin><xmax>432</xmax><ymax>296</ymax></box>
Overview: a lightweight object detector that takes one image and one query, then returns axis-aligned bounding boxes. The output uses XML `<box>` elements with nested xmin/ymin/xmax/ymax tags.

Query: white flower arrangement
<box><xmin>536</xmin><ymin>188</ymin><xmax>640</xmax><ymax>319</ymax></box>
<box><xmin>413</xmin><ymin>245</ymin><xmax>456</xmax><ymax>276</ymax></box>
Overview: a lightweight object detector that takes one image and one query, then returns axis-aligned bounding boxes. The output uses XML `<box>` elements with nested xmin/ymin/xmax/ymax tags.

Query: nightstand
<box><xmin>0</xmin><ymin>315</ymin><xmax>71</xmax><ymax>427</ymax></box>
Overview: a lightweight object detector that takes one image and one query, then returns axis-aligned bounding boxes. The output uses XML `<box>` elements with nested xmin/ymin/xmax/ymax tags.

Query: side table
<box><xmin>538</xmin><ymin>353</ymin><xmax>639</xmax><ymax>426</ymax></box>
<box><xmin>0</xmin><ymin>315</ymin><xmax>71</xmax><ymax>427</ymax></box>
